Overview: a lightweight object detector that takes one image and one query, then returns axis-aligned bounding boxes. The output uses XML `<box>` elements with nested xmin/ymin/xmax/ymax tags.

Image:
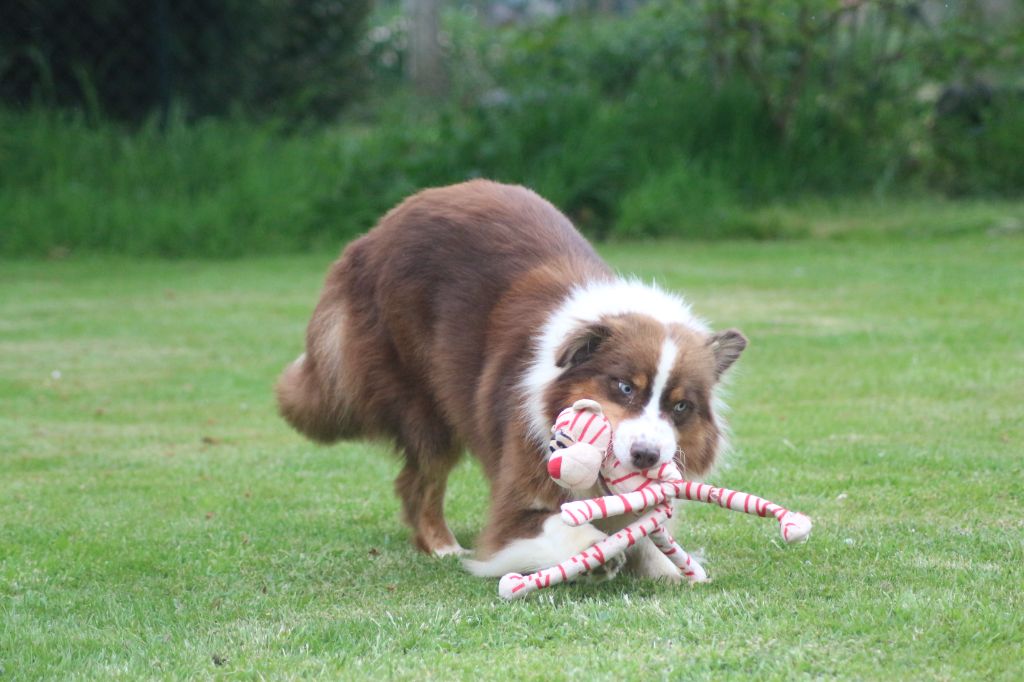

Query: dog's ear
<box><xmin>556</xmin><ymin>323</ymin><xmax>612</xmax><ymax>369</ymax></box>
<box><xmin>708</xmin><ymin>329</ymin><xmax>747</xmax><ymax>378</ymax></box>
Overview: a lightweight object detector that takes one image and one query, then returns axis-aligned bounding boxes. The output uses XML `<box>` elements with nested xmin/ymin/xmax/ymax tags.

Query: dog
<box><xmin>276</xmin><ymin>180</ymin><xmax>746</xmax><ymax>582</ymax></box>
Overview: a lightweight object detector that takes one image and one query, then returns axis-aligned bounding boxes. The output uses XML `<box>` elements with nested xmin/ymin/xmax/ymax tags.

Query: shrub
<box><xmin>930</xmin><ymin>91</ymin><xmax>1024</xmax><ymax>196</ymax></box>
<box><xmin>0</xmin><ymin>0</ymin><xmax>372</xmax><ymax>122</ymax></box>
<box><xmin>2</xmin><ymin>1</ymin><xmax>1022</xmax><ymax>257</ymax></box>
<box><xmin>614</xmin><ymin>163</ymin><xmax>799</xmax><ymax>241</ymax></box>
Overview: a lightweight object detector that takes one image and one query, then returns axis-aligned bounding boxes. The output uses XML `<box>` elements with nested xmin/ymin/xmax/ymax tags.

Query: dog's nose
<box><xmin>630</xmin><ymin>444</ymin><xmax>659</xmax><ymax>470</ymax></box>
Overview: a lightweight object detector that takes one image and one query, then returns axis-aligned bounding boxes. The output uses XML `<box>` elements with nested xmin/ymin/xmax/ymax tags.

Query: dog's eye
<box><xmin>617</xmin><ymin>380</ymin><xmax>634</xmax><ymax>396</ymax></box>
<box><xmin>673</xmin><ymin>400</ymin><xmax>693</xmax><ymax>415</ymax></box>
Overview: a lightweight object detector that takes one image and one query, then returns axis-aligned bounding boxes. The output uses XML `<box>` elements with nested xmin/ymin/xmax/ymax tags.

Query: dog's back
<box><xmin>276</xmin><ymin>179</ymin><xmax>609</xmax><ymax>553</ymax></box>
<box><xmin>277</xmin><ymin>179</ymin><xmax>607</xmax><ymax>443</ymax></box>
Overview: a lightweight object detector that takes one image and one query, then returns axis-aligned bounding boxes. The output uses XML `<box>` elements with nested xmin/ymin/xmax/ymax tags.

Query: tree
<box><xmin>405</xmin><ymin>0</ymin><xmax>448</xmax><ymax>98</ymax></box>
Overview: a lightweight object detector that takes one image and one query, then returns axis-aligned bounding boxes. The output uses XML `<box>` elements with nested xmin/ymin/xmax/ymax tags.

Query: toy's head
<box><xmin>547</xmin><ymin>400</ymin><xmax>611</xmax><ymax>489</ymax></box>
<box><xmin>546</xmin><ymin>314</ymin><xmax>746</xmax><ymax>475</ymax></box>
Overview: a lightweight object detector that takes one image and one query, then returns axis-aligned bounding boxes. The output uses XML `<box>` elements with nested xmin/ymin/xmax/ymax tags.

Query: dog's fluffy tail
<box><xmin>275</xmin><ymin>351</ymin><xmax>358</xmax><ymax>444</ymax></box>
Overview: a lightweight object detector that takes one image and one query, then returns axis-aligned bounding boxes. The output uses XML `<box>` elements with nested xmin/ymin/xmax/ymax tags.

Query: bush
<box><xmin>930</xmin><ymin>91</ymin><xmax>1024</xmax><ymax>196</ymax></box>
<box><xmin>0</xmin><ymin>0</ymin><xmax>372</xmax><ymax>122</ymax></box>
<box><xmin>2</xmin><ymin>1</ymin><xmax>1022</xmax><ymax>257</ymax></box>
<box><xmin>434</xmin><ymin>0</ymin><xmax>1023</xmax><ymax>203</ymax></box>
<box><xmin>614</xmin><ymin>163</ymin><xmax>803</xmax><ymax>241</ymax></box>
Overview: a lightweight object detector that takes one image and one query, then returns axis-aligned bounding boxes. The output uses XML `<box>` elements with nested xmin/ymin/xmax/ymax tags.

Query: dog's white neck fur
<box><xmin>521</xmin><ymin>278</ymin><xmax>710</xmax><ymax>446</ymax></box>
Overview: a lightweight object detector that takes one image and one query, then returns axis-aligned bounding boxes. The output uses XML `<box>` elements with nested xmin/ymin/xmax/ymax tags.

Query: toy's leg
<box><xmin>665</xmin><ymin>481</ymin><xmax>813</xmax><ymax>543</ymax></box>
<box><xmin>648</xmin><ymin>527</ymin><xmax>708</xmax><ymax>583</ymax></box>
<box><xmin>499</xmin><ymin>504</ymin><xmax>672</xmax><ymax>599</ymax></box>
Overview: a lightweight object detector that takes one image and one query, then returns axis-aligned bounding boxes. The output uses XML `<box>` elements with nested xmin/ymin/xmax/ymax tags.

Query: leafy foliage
<box><xmin>0</xmin><ymin>0</ymin><xmax>372</xmax><ymax>121</ymax></box>
<box><xmin>1</xmin><ymin>0</ymin><xmax>1022</xmax><ymax>255</ymax></box>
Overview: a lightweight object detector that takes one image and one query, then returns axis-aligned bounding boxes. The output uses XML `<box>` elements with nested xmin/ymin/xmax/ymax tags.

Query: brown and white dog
<box><xmin>276</xmin><ymin>180</ymin><xmax>746</xmax><ymax>582</ymax></box>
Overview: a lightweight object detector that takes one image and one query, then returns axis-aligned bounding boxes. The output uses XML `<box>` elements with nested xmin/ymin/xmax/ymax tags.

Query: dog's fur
<box><xmin>276</xmin><ymin>180</ymin><xmax>746</xmax><ymax>579</ymax></box>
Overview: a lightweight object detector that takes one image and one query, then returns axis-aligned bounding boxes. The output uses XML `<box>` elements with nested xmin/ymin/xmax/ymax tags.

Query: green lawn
<box><xmin>2</xmin><ymin>236</ymin><xmax>1022</xmax><ymax>680</ymax></box>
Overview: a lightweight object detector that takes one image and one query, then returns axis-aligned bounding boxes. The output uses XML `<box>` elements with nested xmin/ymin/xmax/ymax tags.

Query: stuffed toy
<box><xmin>499</xmin><ymin>399</ymin><xmax>812</xmax><ymax>599</ymax></box>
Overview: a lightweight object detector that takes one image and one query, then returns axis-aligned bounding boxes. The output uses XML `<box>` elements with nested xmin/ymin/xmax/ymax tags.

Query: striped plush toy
<box><xmin>498</xmin><ymin>399</ymin><xmax>812</xmax><ymax>599</ymax></box>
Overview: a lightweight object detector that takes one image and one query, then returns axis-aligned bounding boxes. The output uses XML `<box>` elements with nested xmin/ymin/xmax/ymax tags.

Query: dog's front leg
<box><xmin>496</xmin><ymin>505</ymin><xmax>673</xmax><ymax>599</ymax></box>
<box><xmin>464</xmin><ymin>512</ymin><xmax>608</xmax><ymax>577</ymax></box>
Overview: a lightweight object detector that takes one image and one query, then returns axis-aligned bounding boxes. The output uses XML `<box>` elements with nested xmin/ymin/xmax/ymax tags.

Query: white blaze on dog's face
<box><xmin>611</xmin><ymin>337</ymin><xmax>681</xmax><ymax>470</ymax></box>
<box><xmin>530</xmin><ymin>284</ymin><xmax>747</xmax><ymax>476</ymax></box>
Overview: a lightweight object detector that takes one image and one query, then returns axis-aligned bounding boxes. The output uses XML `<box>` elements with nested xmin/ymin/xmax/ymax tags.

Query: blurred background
<box><xmin>1</xmin><ymin>0</ymin><xmax>1022</xmax><ymax>257</ymax></box>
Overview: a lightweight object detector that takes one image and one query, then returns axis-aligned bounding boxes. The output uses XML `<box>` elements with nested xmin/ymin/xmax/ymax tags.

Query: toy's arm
<box><xmin>560</xmin><ymin>478</ymin><xmax>676</xmax><ymax>525</ymax></box>
<box><xmin>561</xmin><ymin>479</ymin><xmax>812</xmax><ymax>543</ymax></box>
<box><xmin>558</xmin><ymin>460</ymin><xmax>682</xmax><ymax>524</ymax></box>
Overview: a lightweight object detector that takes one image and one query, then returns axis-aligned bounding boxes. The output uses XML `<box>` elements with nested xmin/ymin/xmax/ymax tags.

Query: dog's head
<box><xmin>526</xmin><ymin>283</ymin><xmax>745</xmax><ymax>476</ymax></box>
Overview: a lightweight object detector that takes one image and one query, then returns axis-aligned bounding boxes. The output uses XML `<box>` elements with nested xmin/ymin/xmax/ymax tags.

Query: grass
<box><xmin>1</xmin><ymin>234</ymin><xmax>1022</xmax><ymax>679</ymax></box>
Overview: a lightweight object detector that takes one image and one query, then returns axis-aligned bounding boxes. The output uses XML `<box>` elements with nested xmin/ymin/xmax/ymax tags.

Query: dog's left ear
<box><xmin>708</xmin><ymin>329</ymin><xmax>747</xmax><ymax>378</ymax></box>
<box><xmin>556</xmin><ymin>323</ymin><xmax>612</xmax><ymax>369</ymax></box>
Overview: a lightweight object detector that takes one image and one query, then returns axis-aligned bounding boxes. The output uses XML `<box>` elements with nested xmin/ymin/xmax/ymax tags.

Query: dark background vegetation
<box><xmin>1</xmin><ymin>0</ymin><xmax>1022</xmax><ymax>257</ymax></box>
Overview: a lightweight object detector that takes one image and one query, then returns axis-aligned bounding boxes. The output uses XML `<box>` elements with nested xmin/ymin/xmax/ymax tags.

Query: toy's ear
<box><xmin>708</xmin><ymin>328</ymin><xmax>747</xmax><ymax>378</ymax></box>
<box><xmin>556</xmin><ymin>323</ymin><xmax>612</xmax><ymax>369</ymax></box>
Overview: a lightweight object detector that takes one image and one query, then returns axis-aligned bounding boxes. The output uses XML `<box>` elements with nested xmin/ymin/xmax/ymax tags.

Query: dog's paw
<box><xmin>432</xmin><ymin>543</ymin><xmax>469</xmax><ymax>558</ymax></box>
<box><xmin>625</xmin><ymin>538</ymin><xmax>695</xmax><ymax>582</ymax></box>
<box><xmin>579</xmin><ymin>552</ymin><xmax>627</xmax><ymax>583</ymax></box>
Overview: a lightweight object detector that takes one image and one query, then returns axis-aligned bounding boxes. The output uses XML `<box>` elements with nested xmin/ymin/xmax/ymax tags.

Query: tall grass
<box><xmin>0</xmin><ymin>111</ymin><xmax>357</xmax><ymax>257</ymax></box>
<box><xmin>2</xmin><ymin>79</ymin><xmax>1021</xmax><ymax>257</ymax></box>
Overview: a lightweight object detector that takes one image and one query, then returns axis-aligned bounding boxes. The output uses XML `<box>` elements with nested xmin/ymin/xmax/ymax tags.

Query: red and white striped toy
<box><xmin>498</xmin><ymin>399</ymin><xmax>812</xmax><ymax>599</ymax></box>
